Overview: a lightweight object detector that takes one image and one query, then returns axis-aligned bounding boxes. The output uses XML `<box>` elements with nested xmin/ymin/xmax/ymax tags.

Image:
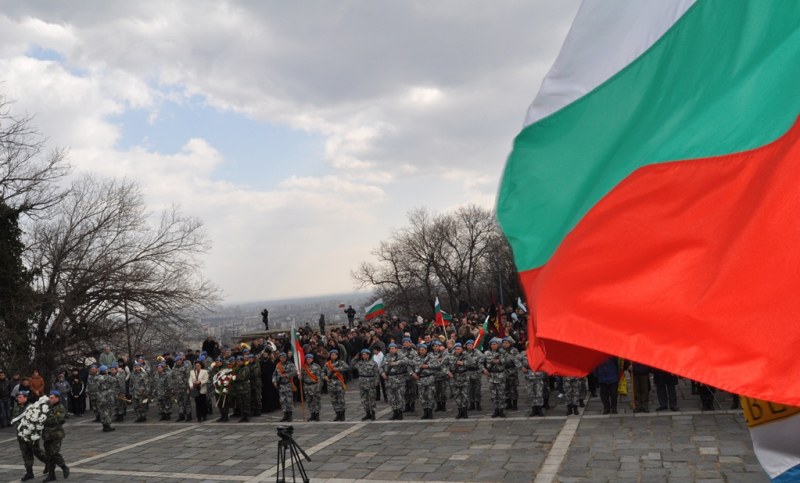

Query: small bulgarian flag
<box><xmin>434</xmin><ymin>297</ymin><xmax>452</xmax><ymax>327</ymax></box>
<box><xmin>290</xmin><ymin>324</ymin><xmax>304</xmax><ymax>376</ymax></box>
<box><xmin>364</xmin><ymin>298</ymin><xmax>386</xmax><ymax>321</ymax></box>
<box><xmin>474</xmin><ymin>315</ymin><xmax>489</xmax><ymax>349</ymax></box>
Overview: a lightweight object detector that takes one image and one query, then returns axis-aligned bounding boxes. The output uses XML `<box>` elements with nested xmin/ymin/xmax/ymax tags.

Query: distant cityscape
<box><xmin>195</xmin><ymin>292</ymin><xmax>373</xmax><ymax>343</ymax></box>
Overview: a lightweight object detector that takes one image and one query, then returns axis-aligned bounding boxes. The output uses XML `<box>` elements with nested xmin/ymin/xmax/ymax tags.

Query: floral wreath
<box><xmin>213</xmin><ymin>368</ymin><xmax>235</xmax><ymax>406</ymax></box>
<box><xmin>12</xmin><ymin>396</ymin><xmax>50</xmax><ymax>443</ymax></box>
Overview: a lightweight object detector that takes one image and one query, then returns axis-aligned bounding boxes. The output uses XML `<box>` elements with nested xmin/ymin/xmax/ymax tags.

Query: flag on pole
<box><xmin>474</xmin><ymin>315</ymin><xmax>490</xmax><ymax>349</ymax></box>
<box><xmin>517</xmin><ymin>297</ymin><xmax>527</xmax><ymax>313</ymax></box>
<box><xmin>290</xmin><ymin>324</ymin><xmax>304</xmax><ymax>376</ymax></box>
<box><xmin>434</xmin><ymin>297</ymin><xmax>452</xmax><ymax>327</ymax></box>
<box><xmin>496</xmin><ymin>0</ymin><xmax>800</xmax><ymax>407</ymax></box>
<box><xmin>742</xmin><ymin>397</ymin><xmax>800</xmax><ymax>482</ymax></box>
<box><xmin>364</xmin><ymin>298</ymin><xmax>386</xmax><ymax>321</ymax></box>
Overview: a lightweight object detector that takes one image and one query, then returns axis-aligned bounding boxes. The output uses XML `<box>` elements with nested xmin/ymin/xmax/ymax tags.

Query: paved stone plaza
<box><xmin>0</xmin><ymin>380</ymin><xmax>768</xmax><ymax>482</ymax></box>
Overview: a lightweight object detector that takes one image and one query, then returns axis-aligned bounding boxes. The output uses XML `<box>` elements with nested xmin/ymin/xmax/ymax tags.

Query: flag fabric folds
<box><xmin>364</xmin><ymin>298</ymin><xmax>386</xmax><ymax>321</ymax></box>
<box><xmin>496</xmin><ymin>0</ymin><xmax>800</xmax><ymax>407</ymax></box>
<box><xmin>434</xmin><ymin>297</ymin><xmax>452</xmax><ymax>327</ymax></box>
<box><xmin>742</xmin><ymin>398</ymin><xmax>800</xmax><ymax>482</ymax></box>
<box><xmin>290</xmin><ymin>324</ymin><xmax>304</xmax><ymax>376</ymax></box>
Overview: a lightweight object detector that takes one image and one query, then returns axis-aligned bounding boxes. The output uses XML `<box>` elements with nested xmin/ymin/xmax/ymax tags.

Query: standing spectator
<box><xmin>189</xmin><ymin>361</ymin><xmax>209</xmax><ymax>422</ymax></box>
<box><xmin>319</xmin><ymin>314</ymin><xmax>326</xmax><ymax>334</ymax></box>
<box><xmin>70</xmin><ymin>376</ymin><xmax>85</xmax><ymax>416</ymax></box>
<box><xmin>344</xmin><ymin>305</ymin><xmax>356</xmax><ymax>329</ymax></box>
<box><xmin>53</xmin><ymin>373</ymin><xmax>71</xmax><ymax>416</ymax></box>
<box><xmin>0</xmin><ymin>370</ymin><xmax>11</xmax><ymax>428</ymax></box>
<box><xmin>630</xmin><ymin>362</ymin><xmax>652</xmax><ymax>413</ymax></box>
<box><xmin>29</xmin><ymin>370</ymin><xmax>45</xmax><ymax>398</ymax></box>
<box><xmin>202</xmin><ymin>335</ymin><xmax>219</xmax><ymax>359</ymax></box>
<box><xmin>593</xmin><ymin>357</ymin><xmax>620</xmax><ymax>414</ymax></box>
<box><xmin>98</xmin><ymin>345</ymin><xmax>116</xmax><ymax>368</ymax></box>
<box><xmin>653</xmin><ymin>368</ymin><xmax>679</xmax><ymax>411</ymax></box>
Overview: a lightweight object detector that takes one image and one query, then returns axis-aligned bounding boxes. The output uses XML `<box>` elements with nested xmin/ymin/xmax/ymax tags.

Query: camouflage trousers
<box><xmin>251</xmin><ymin>382</ymin><xmax>262</xmax><ymax>414</ymax></box>
<box><xmin>278</xmin><ymin>385</ymin><xmax>294</xmax><ymax>413</ymax></box>
<box><xmin>132</xmin><ymin>394</ymin><xmax>149</xmax><ymax>419</ymax></box>
<box><xmin>114</xmin><ymin>397</ymin><xmax>126</xmax><ymax>417</ymax></box>
<box><xmin>359</xmin><ymin>383</ymin><xmax>376</xmax><ymax>412</ymax></box>
<box><xmin>386</xmin><ymin>376</ymin><xmax>406</xmax><ymax>410</ymax></box>
<box><xmin>489</xmin><ymin>380</ymin><xmax>506</xmax><ymax>410</ymax></box>
<box><xmin>524</xmin><ymin>372</ymin><xmax>546</xmax><ymax>407</ymax></box>
<box><xmin>505</xmin><ymin>373</ymin><xmax>519</xmax><ymax>401</ymax></box>
<box><xmin>43</xmin><ymin>437</ymin><xmax>65</xmax><ymax>470</ymax></box>
<box><xmin>405</xmin><ymin>377</ymin><xmax>418</xmax><ymax>403</ymax></box>
<box><xmin>468</xmin><ymin>374</ymin><xmax>482</xmax><ymax>405</ymax></box>
<box><xmin>304</xmin><ymin>385</ymin><xmax>321</xmax><ymax>413</ymax></box>
<box><xmin>17</xmin><ymin>438</ymin><xmax>45</xmax><ymax>467</ymax></box>
<box><xmin>417</xmin><ymin>377</ymin><xmax>435</xmax><ymax>410</ymax></box>
<box><xmin>175</xmin><ymin>390</ymin><xmax>192</xmax><ymax>417</ymax></box>
<box><xmin>235</xmin><ymin>391</ymin><xmax>251</xmax><ymax>416</ymax></box>
<box><xmin>157</xmin><ymin>394</ymin><xmax>172</xmax><ymax>415</ymax></box>
<box><xmin>328</xmin><ymin>381</ymin><xmax>346</xmax><ymax>412</ymax></box>
<box><xmin>434</xmin><ymin>377</ymin><xmax>448</xmax><ymax>404</ymax></box>
<box><xmin>563</xmin><ymin>377</ymin><xmax>583</xmax><ymax>405</ymax></box>
<box><xmin>452</xmin><ymin>377</ymin><xmax>469</xmax><ymax>409</ymax></box>
<box><xmin>97</xmin><ymin>398</ymin><xmax>113</xmax><ymax>424</ymax></box>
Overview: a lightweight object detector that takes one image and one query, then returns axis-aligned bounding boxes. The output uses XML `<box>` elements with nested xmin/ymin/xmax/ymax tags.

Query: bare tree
<box><xmin>22</xmin><ymin>175</ymin><xmax>220</xmax><ymax>375</ymax></box>
<box><xmin>353</xmin><ymin>205</ymin><xmax>520</xmax><ymax>319</ymax></box>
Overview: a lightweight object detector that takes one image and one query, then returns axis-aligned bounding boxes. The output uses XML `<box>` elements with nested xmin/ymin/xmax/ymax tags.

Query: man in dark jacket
<box><xmin>0</xmin><ymin>370</ymin><xmax>12</xmax><ymax>428</ymax></box>
<box><xmin>653</xmin><ymin>368</ymin><xmax>679</xmax><ymax>411</ymax></box>
<box><xmin>593</xmin><ymin>357</ymin><xmax>620</xmax><ymax>414</ymax></box>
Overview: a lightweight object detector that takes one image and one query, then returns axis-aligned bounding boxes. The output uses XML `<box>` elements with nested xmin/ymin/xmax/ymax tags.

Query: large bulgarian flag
<box><xmin>434</xmin><ymin>297</ymin><xmax>453</xmax><ymax>327</ymax></box>
<box><xmin>497</xmin><ymin>1</ymin><xmax>800</xmax><ymax>478</ymax></box>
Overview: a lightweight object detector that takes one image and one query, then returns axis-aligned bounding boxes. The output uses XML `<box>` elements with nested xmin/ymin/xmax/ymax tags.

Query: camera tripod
<box><xmin>276</xmin><ymin>426</ymin><xmax>311</xmax><ymax>483</ymax></box>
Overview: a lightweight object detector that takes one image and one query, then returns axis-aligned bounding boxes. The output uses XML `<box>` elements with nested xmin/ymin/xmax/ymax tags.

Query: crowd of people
<box><xmin>1</xmin><ymin>304</ymin><xmax>740</xmax><ymax>481</ymax></box>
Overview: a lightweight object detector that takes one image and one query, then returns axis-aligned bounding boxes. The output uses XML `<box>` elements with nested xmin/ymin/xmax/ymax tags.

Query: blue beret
<box><xmin>247</xmin><ymin>354</ymin><xmax>255</xmax><ymax>359</ymax></box>
<box><xmin>418</xmin><ymin>344</ymin><xmax>428</xmax><ymax>350</ymax></box>
<box><xmin>90</xmin><ymin>364</ymin><xmax>98</xmax><ymax>369</ymax></box>
<box><xmin>402</xmin><ymin>337</ymin><xmax>412</xmax><ymax>343</ymax></box>
<box><xmin>454</xmin><ymin>343</ymin><xmax>462</xmax><ymax>348</ymax></box>
<box><xmin>49</xmin><ymin>390</ymin><xmax>61</xmax><ymax>397</ymax></box>
<box><xmin>99</xmin><ymin>365</ymin><xmax>108</xmax><ymax>372</ymax></box>
<box><xmin>236</xmin><ymin>356</ymin><xmax>244</xmax><ymax>361</ymax></box>
<box><xmin>329</xmin><ymin>349</ymin><xmax>338</xmax><ymax>354</ymax></box>
<box><xmin>278</xmin><ymin>352</ymin><xmax>287</xmax><ymax>358</ymax></box>
<box><xmin>133</xmin><ymin>362</ymin><xmax>142</xmax><ymax>367</ymax></box>
<box><xmin>198</xmin><ymin>355</ymin><xmax>206</xmax><ymax>362</ymax></box>
<box><xmin>466</xmin><ymin>339</ymin><xmax>475</xmax><ymax>345</ymax></box>
<box><xmin>360</xmin><ymin>349</ymin><xmax>371</xmax><ymax>354</ymax></box>
<box><xmin>491</xmin><ymin>338</ymin><xmax>502</xmax><ymax>344</ymax></box>
<box><xmin>227</xmin><ymin>357</ymin><xmax>235</xmax><ymax>364</ymax></box>
<box><xmin>431</xmin><ymin>340</ymin><xmax>441</xmax><ymax>346</ymax></box>
<box><xmin>111</xmin><ymin>362</ymin><xmax>119</xmax><ymax>368</ymax></box>
<box><xmin>243</xmin><ymin>349</ymin><xmax>250</xmax><ymax>354</ymax></box>
<box><xmin>388</xmin><ymin>343</ymin><xmax>397</xmax><ymax>349</ymax></box>
<box><xmin>157</xmin><ymin>363</ymin><xmax>166</xmax><ymax>368</ymax></box>
<box><xmin>305</xmin><ymin>353</ymin><xmax>315</xmax><ymax>359</ymax></box>
<box><xmin>18</xmin><ymin>390</ymin><xmax>30</xmax><ymax>396</ymax></box>
<box><xmin>503</xmin><ymin>336</ymin><xmax>513</xmax><ymax>342</ymax></box>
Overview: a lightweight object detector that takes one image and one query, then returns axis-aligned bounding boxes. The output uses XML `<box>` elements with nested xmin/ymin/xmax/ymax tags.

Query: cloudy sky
<box><xmin>0</xmin><ymin>1</ymin><xmax>580</xmax><ymax>302</ymax></box>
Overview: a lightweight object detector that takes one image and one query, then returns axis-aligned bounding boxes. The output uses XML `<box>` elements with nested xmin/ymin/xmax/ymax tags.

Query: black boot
<box><xmin>573</xmin><ymin>405</ymin><xmax>580</xmax><ymax>415</ymax></box>
<box><xmin>404</xmin><ymin>402</ymin><xmax>411</xmax><ymax>412</ymax></box>
<box><xmin>463</xmin><ymin>408</ymin><xmax>468</xmax><ymax>419</ymax></box>
<box><xmin>491</xmin><ymin>408</ymin><xmax>499</xmax><ymax>418</ymax></box>
<box><xmin>455</xmin><ymin>408</ymin><xmax>463</xmax><ymax>419</ymax></box>
<box><xmin>60</xmin><ymin>464</ymin><xmax>69</xmax><ymax>479</ymax></box>
<box><xmin>362</xmin><ymin>410</ymin><xmax>371</xmax><ymax>421</ymax></box>
<box><xmin>389</xmin><ymin>409</ymin><xmax>397</xmax><ymax>420</ymax></box>
<box><xmin>102</xmin><ymin>423</ymin><xmax>115</xmax><ymax>432</ymax></box>
<box><xmin>286</xmin><ymin>412</ymin><xmax>293</xmax><ymax>422</ymax></box>
<box><xmin>469</xmin><ymin>402</ymin><xmax>476</xmax><ymax>410</ymax></box>
<box><xmin>370</xmin><ymin>411</ymin><xmax>376</xmax><ymax>421</ymax></box>
<box><xmin>340</xmin><ymin>411</ymin><xmax>345</xmax><ymax>421</ymax></box>
<box><xmin>43</xmin><ymin>469</ymin><xmax>57</xmax><ymax>482</ymax></box>
<box><xmin>397</xmin><ymin>409</ymin><xmax>403</xmax><ymax>420</ymax></box>
<box><xmin>21</xmin><ymin>466</ymin><xmax>34</xmax><ymax>481</ymax></box>
<box><xmin>410</xmin><ymin>402</ymin><xmax>416</xmax><ymax>412</ymax></box>
<box><xmin>566</xmin><ymin>405</ymin><xmax>574</xmax><ymax>416</ymax></box>
<box><xmin>238</xmin><ymin>415</ymin><xmax>250</xmax><ymax>422</ymax></box>
<box><xmin>543</xmin><ymin>400</ymin><xmax>551</xmax><ymax>409</ymax></box>
<box><xmin>94</xmin><ymin>415</ymin><xmax>100</xmax><ymax>423</ymax></box>
<box><xmin>280</xmin><ymin>412</ymin><xmax>289</xmax><ymax>422</ymax></box>
<box><xmin>512</xmin><ymin>400</ymin><xmax>518</xmax><ymax>410</ymax></box>
<box><xmin>476</xmin><ymin>402</ymin><xmax>482</xmax><ymax>411</ymax></box>
<box><xmin>176</xmin><ymin>414</ymin><xmax>185</xmax><ymax>422</ymax></box>
<box><xmin>314</xmin><ymin>412</ymin><xmax>320</xmax><ymax>421</ymax></box>
<box><xmin>441</xmin><ymin>401</ymin><xmax>447</xmax><ymax>411</ymax></box>
<box><xmin>499</xmin><ymin>408</ymin><xmax>506</xmax><ymax>418</ymax></box>
<box><xmin>506</xmin><ymin>399</ymin><xmax>512</xmax><ymax>409</ymax></box>
<box><xmin>579</xmin><ymin>399</ymin><xmax>585</xmax><ymax>408</ymax></box>
<box><xmin>530</xmin><ymin>407</ymin><xmax>537</xmax><ymax>417</ymax></box>
<box><xmin>536</xmin><ymin>406</ymin><xmax>544</xmax><ymax>417</ymax></box>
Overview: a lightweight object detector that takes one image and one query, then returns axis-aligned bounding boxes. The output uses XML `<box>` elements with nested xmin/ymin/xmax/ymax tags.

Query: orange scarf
<box><xmin>326</xmin><ymin>360</ymin><xmax>347</xmax><ymax>390</ymax></box>
<box><xmin>303</xmin><ymin>365</ymin><xmax>318</xmax><ymax>384</ymax></box>
<box><xmin>277</xmin><ymin>362</ymin><xmax>297</xmax><ymax>391</ymax></box>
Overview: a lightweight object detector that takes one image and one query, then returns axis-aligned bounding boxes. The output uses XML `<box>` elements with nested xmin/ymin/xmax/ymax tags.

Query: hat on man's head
<box><xmin>360</xmin><ymin>349</ymin><xmax>370</xmax><ymax>355</ymax></box>
<box><xmin>49</xmin><ymin>390</ymin><xmax>61</xmax><ymax>397</ymax></box>
<box><xmin>305</xmin><ymin>353</ymin><xmax>315</xmax><ymax>360</ymax></box>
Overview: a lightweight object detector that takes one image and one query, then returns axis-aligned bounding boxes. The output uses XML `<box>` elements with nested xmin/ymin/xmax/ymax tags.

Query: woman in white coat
<box><xmin>189</xmin><ymin>361</ymin><xmax>210</xmax><ymax>422</ymax></box>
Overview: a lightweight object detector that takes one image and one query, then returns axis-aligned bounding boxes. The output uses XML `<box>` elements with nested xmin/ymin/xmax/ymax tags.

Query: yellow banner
<box><xmin>741</xmin><ymin>397</ymin><xmax>800</xmax><ymax>428</ymax></box>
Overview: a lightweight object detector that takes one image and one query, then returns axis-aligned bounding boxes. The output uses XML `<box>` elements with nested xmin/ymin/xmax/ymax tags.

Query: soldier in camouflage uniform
<box><xmin>111</xmin><ymin>363</ymin><xmax>127</xmax><ymax>422</ymax></box>
<box><xmin>86</xmin><ymin>365</ymin><xmax>100</xmax><ymax>422</ymax></box>
<box><xmin>12</xmin><ymin>390</ymin><xmax>46</xmax><ymax>481</ymax></box>
<box><xmin>432</xmin><ymin>341</ymin><xmax>452</xmax><ymax>412</ymax></box>
<box><xmin>272</xmin><ymin>352</ymin><xmax>296</xmax><ymax>422</ymax></box>
<box><xmin>42</xmin><ymin>391</ymin><xmax>69</xmax><ymax>482</ymax></box>
<box><xmin>170</xmin><ymin>357</ymin><xmax>192</xmax><ymax>421</ymax></box>
<box><xmin>482</xmin><ymin>338</ymin><xmax>508</xmax><ymax>418</ymax></box>
<box><xmin>233</xmin><ymin>356</ymin><xmax>251</xmax><ymax>422</ymax></box>
<box><xmin>130</xmin><ymin>362</ymin><xmax>152</xmax><ymax>422</ymax></box>
<box><xmin>464</xmin><ymin>339</ymin><xmax>483</xmax><ymax>411</ymax></box>
<box><xmin>502</xmin><ymin>337</ymin><xmax>520</xmax><ymax>410</ymax></box>
<box><xmin>450</xmin><ymin>343</ymin><xmax>471</xmax><ymax>418</ymax></box>
<box><xmin>350</xmin><ymin>348</ymin><xmax>380</xmax><ymax>421</ymax></box>
<box><xmin>153</xmin><ymin>363</ymin><xmax>172</xmax><ymax>420</ymax></box>
<box><xmin>247</xmin><ymin>353</ymin><xmax>262</xmax><ymax>416</ymax></box>
<box><xmin>95</xmin><ymin>365</ymin><xmax>116</xmax><ymax>431</ymax></box>
<box><xmin>323</xmin><ymin>349</ymin><xmax>348</xmax><ymax>421</ymax></box>
<box><xmin>563</xmin><ymin>376</ymin><xmax>584</xmax><ymax>415</ymax></box>
<box><xmin>516</xmin><ymin>351</ymin><xmax>546</xmax><ymax>416</ymax></box>
<box><xmin>381</xmin><ymin>342</ymin><xmax>407</xmax><ymax>420</ymax></box>
<box><xmin>400</xmin><ymin>338</ymin><xmax>419</xmax><ymax>413</ymax></box>
<box><xmin>412</xmin><ymin>344</ymin><xmax>441</xmax><ymax>420</ymax></box>
<box><xmin>301</xmin><ymin>353</ymin><xmax>322</xmax><ymax>421</ymax></box>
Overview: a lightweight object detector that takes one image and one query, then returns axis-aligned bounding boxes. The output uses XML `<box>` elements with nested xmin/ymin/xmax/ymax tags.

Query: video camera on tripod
<box><xmin>276</xmin><ymin>425</ymin><xmax>311</xmax><ymax>483</ymax></box>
